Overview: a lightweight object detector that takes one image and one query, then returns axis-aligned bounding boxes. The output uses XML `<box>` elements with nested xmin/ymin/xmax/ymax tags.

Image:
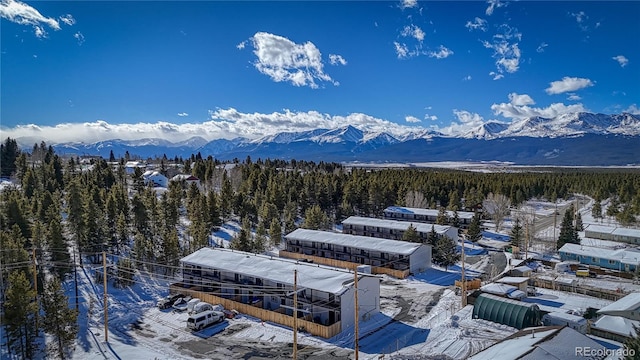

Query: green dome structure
<box><xmin>472</xmin><ymin>293</ymin><xmax>542</xmax><ymax>329</ymax></box>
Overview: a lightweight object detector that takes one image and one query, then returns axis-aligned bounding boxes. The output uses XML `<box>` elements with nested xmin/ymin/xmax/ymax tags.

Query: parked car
<box><xmin>187</xmin><ymin>310</ymin><xmax>225</xmax><ymax>331</ymax></box>
<box><xmin>527</xmin><ymin>286</ymin><xmax>537</xmax><ymax>296</ymax></box>
<box><xmin>172</xmin><ymin>296</ymin><xmax>191</xmax><ymax>312</ymax></box>
<box><xmin>190</xmin><ymin>302</ymin><xmax>215</xmax><ymax>315</ymax></box>
<box><xmin>157</xmin><ymin>293</ymin><xmax>184</xmax><ymax>310</ymax></box>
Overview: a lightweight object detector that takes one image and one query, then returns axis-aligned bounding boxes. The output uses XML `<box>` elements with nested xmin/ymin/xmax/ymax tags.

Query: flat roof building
<box><xmin>383</xmin><ymin>206</ymin><xmax>475</xmax><ymax>229</ymax></box>
<box><xmin>177</xmin><ymin>247</ymin><xmax>381</xmax><ymax>338</ymax></box>
<box><xmin>282</xmin><ymin>228</ymin><xmax>431</xmax><ymax>278</ymax></box>
<box><xmin>341</xmin><ymin>216</ymin><xmax>459</xmax><ymax>242</ymax></box>
<box><xmin>558</xmin><ymin>243</ymin><xmax>640</xmax><ymax>273</ymax></box>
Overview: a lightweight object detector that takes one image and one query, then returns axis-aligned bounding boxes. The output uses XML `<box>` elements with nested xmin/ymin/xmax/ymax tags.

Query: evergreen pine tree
<box><xmin>49</xmin><ymin>214</ymin><xmax>71</xmax><ymax>279</ymax></box>
<box><xmin>433</xmin><ymin>236</ymin><xmax>460</xmax><ymax>270</ymax></box>
<box><xmin>575</xmin><ymin>212</ymin><xmax>584</xmax><ymax>231</ymax></box>
<box><xmin>230</xmin><ymin>217</ymin><xmax>253</xmax><ymax>252</ymax></box>
<box><xmin>301</xmin><ymin>205</ymin><xmax>330</xmax><ymax>230</ymax></box>
<box><xmin>436</xmin><ymin>206</ymin><xmax>449</xmax><ymax>225</ymax></box>
<box><xmin>254</xmin><ymin>220</ymin><xmax>267</xmax><ymax>253</ymax></box>
<box><xmin>427</xmin><ymin>225</ymin><xmax>439</xmax><ymax>247</ymax></box>
<box><xmin>269</xmin><ymin>217</ymin><xmax>282</xmax><ymax>247</ymax></box>
<box><xmin>510</xmin><ymin>218</ymin><xmax>523</xmax><ymax>256</ymax></box>
<box><xmin>592</xmin><ymin>201</ymin><xmax>603</xmax><ymax>221</ymax></box>
<box><xmin>624</xmin><ymin>325</ymin><xmax>640</xmax><ymax>360</ymax></box>
<box><xmin>116</xmin><ymin>257</ymin><xmax>135</xmax><ymax>287</ymax></box>
<box><xmin>42</xmin><ymin>276</ymin><xmax>79</xmax><ymax>359</ymax></box>
<box><xmin>467</xmin><ymin>213</ymin><xmax>482</xmax><ymax>243</ymax></box>
<box><xmin>4</xmin><ymin>270</ymin><xmax>38</xmax><ymax>359</ymax></box>
<box><xmin>283</xmin><ymin>201</ymin><xmax>298</xmax><ymax>234</ymax></box>
<box><xmin>402</xmin><ymin>224</ymin><xmax>420</xmax><ymax>243</ymax></box>
<box><xmin>557</xmin><ymin>206</ymin><xmax>580</xmax><ymax>250</ymax></box>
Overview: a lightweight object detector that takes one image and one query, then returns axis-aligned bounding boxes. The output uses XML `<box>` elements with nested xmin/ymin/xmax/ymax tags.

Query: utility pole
<box><xmin>553</xmin><ymin>203</ymin><xmax>558</xmax><ymax>243</ymax></box>
<box><xmin>354</xmin><ymin>268</ymin><xmax>359</xmax><ymax>360</ymax></box>
<box><xmin>74</xmin><ymin>248</ymin><xmax>79</xmax><ymax>311</ymax></box>
<box><xmin>103</xmin><ymin>251</ymin><xmax>108</xmax><ymax>343</ymax></box>
<box><xmin>461</xmin><ymin>237</ymin><xmax>467</xmax><ymax>307</ymax></box>
<box><xmin>33</xmin><ymin>247</ymin><xmax>38</xmax><ymax>329</ymax></box>
<box><xmin>293</xmin><ymin>269</ymin><xmax>297</xmax><ymax>360</ymax></box>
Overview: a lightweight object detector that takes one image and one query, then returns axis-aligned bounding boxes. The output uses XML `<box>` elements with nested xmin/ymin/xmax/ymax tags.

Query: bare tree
<box><xmin>405</xmin><ymin>190</ymin><xmax>428</xmax><ymax>208</ymax></box>
<box><xmin>483</xmin><ymin>193</ymin><xmax>511</xmax><ymax>232</ymax></box>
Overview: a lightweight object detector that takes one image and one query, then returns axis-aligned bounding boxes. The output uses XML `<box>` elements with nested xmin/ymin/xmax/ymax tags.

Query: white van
<box><xmin>187</xmin><ymin>310</ymin><xmax>224</xmax><ymax>331</ymax></box>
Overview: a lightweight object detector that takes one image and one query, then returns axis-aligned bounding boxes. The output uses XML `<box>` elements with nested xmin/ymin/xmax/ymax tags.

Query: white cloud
<box><xmin>401</xmin><ymin>24</ymin><xmax>425</xmax><ymax>42</ymax></box>
<box><xmin>177</xmin><ymin>113</ymin><xmax>189</xmax><ymax>117</ymax></box>
<box><xmin>73</xmin><ymin>31</ymin><xmax>84</xmax><ymax>45</ymax></box>
<box><xmin>400</xmin><ymin>0</ymin><xmax>418</xmax><ymax>9</ymax></box>
<box><xmin>536</xmin><ymin>42</ymin><xmax>548</xmax><ymax>53</ymax></box>
<box><xmin>612</xmin><ymin>55</ymin><xmax>629</xmax><ymax>68</ymax></box>
<box><xmin>236</xmin><ymin>40</ymin><xmax>246</xmax><ymax>50</ymax></box>
<box><xmin>465</xmin><ymin>17</ymin><xmax>487</xmax><ymax>32</ymax></box>
<box><xmin>59</xmin><ymin>14</ymin><xmax>74</xmax><ymax>26</ymax></box>
<box><xmin>428</xmin><ymin>46</ymin><xmax>453</xmax><ymax>59</ymax></box>
<box><xmin>463</xmin><ymin>75</ymin><xmax>472</xmax><ymax>81</ymax></box>
<box><xmin>425</xmin><ymin>114</ymin><xmax>438</xmax><ymax>121</ymax></box>
<box><xmin>489</xmin><ymin>71</ymin><xmax>504</xmax><ymax>81</ymax></box>
<box><xmin>454</xmin><ymin>110</ymin><xmax>484</xmax><ymax>125</ymax></box>
<box><xmin>329</xmin><ymin>54</ymin><xmax>347</xmax><ymax>66</ymax></box>
<box><xmin>491</xmin><ymin>101</ymin><xmax>587</xmax><ymax>120</ymax></box>
<box><xmin>394</xmin><ymin>41</ymin><xmax>409</xmax><ymax>59</ymax></box>
<box><xmin>485</xmin><ymin>0</ymin><xmax>507</xmax><ymax>16</ymax></box>
<box><xmin>570</xmin><ymin>11</ymin><xmax>587</xmax><ymax>23</ymax></box>
<box><xmin>624</xmin><ymin>104</ymin><xmax>640</xmax><ymax>115</ymax></box>
<box><xmin>482</xmin><ymin>24</ymin><xmax>522</xmax><ymax>75</ymax></box>
<box><xmin>247</xmin><ymin>32</ymin><xmax>339</xmax><ymax>89</ymax></box>
<box><xmin>567</xmin><ymin>94</ymin><xmax>582</xmax><ymax>101</ymax></box>
<box><xmin>405</xmin><ymin>115</ymin><xmax>421</xmax><ymax>123</ymax></box>
<box><xmin>545</xmin><ymin>76</ymin><xmax>594</xmax><ymax>95</ymax></box>
<box><xmin>508</xmin><ymin>93</ymin><xmax>535</xmax><ymax>106</ymax></box>
<box><xmin>0</xmin><ymin>0</ymin><xmax>61</xmax><ymax>38</ymax></box>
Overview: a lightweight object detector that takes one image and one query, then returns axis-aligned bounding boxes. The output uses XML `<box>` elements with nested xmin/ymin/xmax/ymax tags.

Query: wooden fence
<box><xmin>169</xmin><ymin>284</ymin><xmax>342</xmax><ymax>338</ymax></box>
<box><xmin>455</xmin><ymin>278</ymin><xmax>482</xmax><ymax>290</ymax></box>
<box><xmin>530</xmin><ymin>277</ymin><xmax>626</xmax><ymax>302</ymax></box>
<box><xmin>278</xmin><ymin>251</ymin><xmax>410</xmax><ymax>279</ymax></box>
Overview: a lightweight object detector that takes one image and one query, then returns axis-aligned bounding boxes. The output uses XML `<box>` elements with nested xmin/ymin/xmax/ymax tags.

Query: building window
<box><xmin>592</xmin><ymin>257</ymin><xmax>598</xmax><ymax>262</ymax></box>
<box><xmin>609</xmin><ymin>260</ymin><xmax>616</xmax><ymax>265</ymax></box>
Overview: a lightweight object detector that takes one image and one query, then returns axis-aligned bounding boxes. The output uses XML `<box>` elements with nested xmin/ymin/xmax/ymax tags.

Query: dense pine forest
<box><xmin>1</xmin><ymin>137</ymin><xmax>640</xmax><ymax>357</ymax></box>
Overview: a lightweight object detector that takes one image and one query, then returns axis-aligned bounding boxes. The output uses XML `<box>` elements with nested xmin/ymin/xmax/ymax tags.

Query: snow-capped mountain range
<box><xmin>25</xmin><ymin>112</ymin><xmax>640</xmax><ymax>165</ymax></box>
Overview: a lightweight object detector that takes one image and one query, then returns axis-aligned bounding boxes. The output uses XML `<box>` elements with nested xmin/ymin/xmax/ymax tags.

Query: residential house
<box><xmin>282</xmin><ymin>228</ymin><xmax>431</xmax><ymax>278</ymax></box>
<box><xmin>585</xmin><ymin>224</ymin><xmax>640</xmax><ymax>245</ymax></box>
<box><xmin>176</xmin><ymin>247</ymin><xmax>380</xmax><ymax>338</ymax></box>
<box><xmin>124</xmin><ymin>161</ymin><xmax>145</xmax><ymax>174</ymax></box>
<box><xmin>171</xmin><ymin>174</ymin><xmax>200</xmax><ymax>188</ymax></box>
<box><xmin>558</xmin><ymin>243</ymin><xmax>640</xmax><ymax>273</ymax></box>
<box><xmin>341</xmin><ymin>216</ymin><xmax>459</xmax><ymax>242</ymax></box>
<box><xmin>142</xmin><ymin>170</ymin><xmax>168</xmax><ymax>188</ymax></box>
<box><xmin>383</xmin><ymin>206</ymin><xmax>475</xmax><ymax>229</ymax></box>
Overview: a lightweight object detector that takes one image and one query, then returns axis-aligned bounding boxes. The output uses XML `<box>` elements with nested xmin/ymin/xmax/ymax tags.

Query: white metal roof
<box><xmin>543</xmin><ymin>311</ymin><xmax>587</xmax><ymax>324</ymax></box>
<box><xmin>480</xmin><ymin>283</ymin><xmax>518</xmax><ymax>295</ymax></box>
<box><xmin>585</xmin><ymin>224</ymin><xmax>616</xmax><ymax>234</ymax></box>
<box><xmin>383</xmin><ymin>206</ymin><xmax>475</xmax><ymax>220</ymax></box>
<box><xmin>342</xmin><ymin>216</ymin><xmax>454</xmax><ymax>234</ymax></box>
<box><xmin>497</xmin><ymin>277</ymin><xmax>530</xmax><ymax>284</ymax></box>
<box><xmin>592</xmin><ymin>315</ymin><xmax>640</xmax><ymax>337</ymax></box>
<box><xmin>598</xmin><ymin>292</ymin><xmax>640</xmax><ymax>314</ymax></box>
<box><xmin>558</xmin><ymin>243</ymin><xmax>640</xmax><ymax>266</ymax></box>
<box><xmin>180</xmin><ymin>247</ymin><xmax>363</xmax><ymax>295</ymax></box>
<box><xmin>285</xmin><ymin>228</ymin><xmax>426</xmax><ymax>255</ymax></box>
<box><xmin>613</xmin><ymin>227</ymin><xmax>640</xmax><ymax>238</ymax></box>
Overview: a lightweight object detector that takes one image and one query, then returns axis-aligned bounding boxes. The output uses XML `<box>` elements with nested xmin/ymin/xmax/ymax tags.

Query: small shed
<box><xmin>542</xmin><ymin>312</ymin><xmax>588</xmax><ymax>334</ymax></box>
<box><xmin>497</xmin><ymin>277</ymin><xmax>529</xmax><ymax>292</ymax></box>
<box><xmin>472</xmin><ymin>293</ymin><xmax>542</xmax><ymax>329</ymax></box>
<box><xmin>509</xmin><ymin>265</ymin><xmax>532</xmax><ymax>277</ymax></box>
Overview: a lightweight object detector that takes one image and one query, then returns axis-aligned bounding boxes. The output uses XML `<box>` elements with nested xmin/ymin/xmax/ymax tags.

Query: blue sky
<box><xmin>1</xmin><ymin>0</ymin><xmax>639</xmax><ymax>143</ymax></box>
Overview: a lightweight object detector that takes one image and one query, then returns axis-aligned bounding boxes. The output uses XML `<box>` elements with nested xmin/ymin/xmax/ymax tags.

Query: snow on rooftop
<box><xmin>342</xmin><ymin>216</ymin><xmax>453</xmax><ymax>234</ymax></box>
<box><xmin>543</xmin><ymin>311</ymin><xmax>587</xmax><ymax>324</ymax></box>
<box><xmin>383</xmin><ymin>206</ymin><xmax>475</xmax><ymax>219</ymax></box>
<box><xmin>558</xmin><ymin>243</ymin><xmax>640</xmax><ymax>265</ymax></box>
<box><xmin>497</xmin><ymin>277</ymin><xmax>530</xmax><ymax>284</ymax></box>
<box><xmin>592</xmin><ymin>315</ymin><xmax>640</xmax><ymax>337</ymax></box>
<box><xmin>468</xmin><ymin>327</ymin><xmax>558</xmax><ymax>360</ymax></box>
<box><xmin>613</xmin><ymin>227</ymin><xmax>640</xmax><ymax>238</ymax></box>
<box><xmin>285</xmin><ymin>229</ymin><xmax>426</xmax><ymax>255</ymax></box>
<box><xmin>598</xmin><ymin>292</ymin><xmax>640</xmax><ymax>314</ymax></box>
<box><xmin>480</xmin><ymin>283</ymin><xmax>518</xmax><ymax>296</ymax></box>
<box><xmin>180</xmin><ymin>247</ymin><xmax>362</xmax><ymax>294</ymax></box>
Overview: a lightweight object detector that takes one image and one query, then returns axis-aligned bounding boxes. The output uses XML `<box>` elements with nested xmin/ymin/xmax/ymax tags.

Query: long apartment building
<box><xmin>282</xmin><ymin>228</ymin><xmax>431</xmax><ymax>278</ymax></box>
<box><xmin>342</xmin><ymin>216</ymin><xmax>459</xmax><ymax>242</ymax></box>
<box><xmin>383</xmin><ymin>206</ymin><xmax>475</xmax><ymax>229</ymax></box>
<box><xmin>178</xmin><ymin>247</ymin><xmax>380</xmax><ymax>337</ymax></box>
